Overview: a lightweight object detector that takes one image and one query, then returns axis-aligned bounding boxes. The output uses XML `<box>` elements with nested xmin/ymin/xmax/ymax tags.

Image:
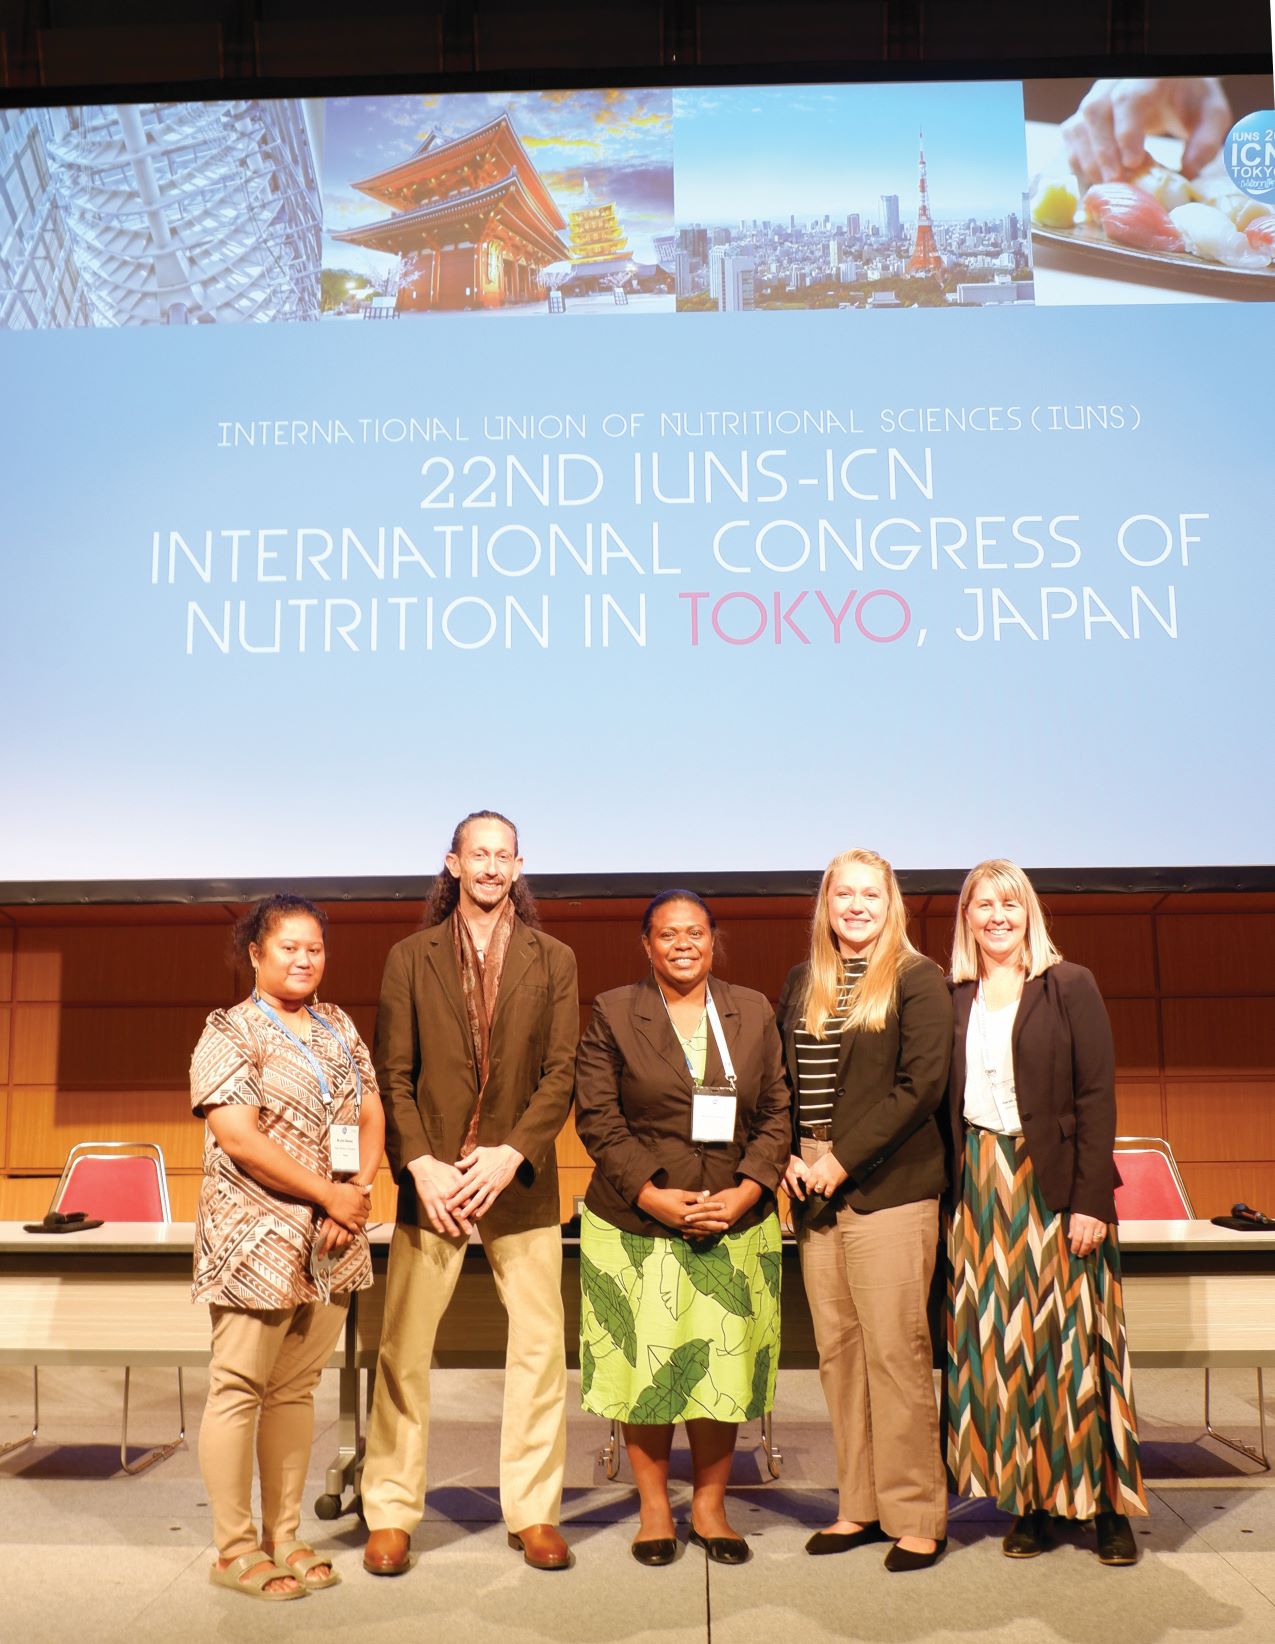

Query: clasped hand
<box><xmin>408</xmin><ymin>1146</ymin><xmax>523</xmax><ymax>1237</ymax></box>
<box><xmin>316</xmin><ymin>1179</ymin><xmax>371</xmax><ymax>1253</ymax></box>
<box><xmin>782</xmin><ymin>1151</ymin><xmax>847</xmax><ymax>1202</ymax></box>
<box><xmin>638</xmin><ymin>1183</ymin><xmax>755</xmax><ymax>1239</ymax></box>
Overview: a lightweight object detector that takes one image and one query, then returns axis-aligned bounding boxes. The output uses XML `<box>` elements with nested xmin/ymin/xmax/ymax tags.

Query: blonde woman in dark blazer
<box><xmin>575</xmin><ymin>890</ymin><xmax>791</xmax><ymax>1567</ymax></box>
<box><xmin>776</xmin><ymin>848</ymin><xmax>953</xmax><ymax>1573</ymax></box>
<box><xmin>944</xmin><ymin>859</ymin><xmax>1147</xmax><ymax>1565</ymax></box>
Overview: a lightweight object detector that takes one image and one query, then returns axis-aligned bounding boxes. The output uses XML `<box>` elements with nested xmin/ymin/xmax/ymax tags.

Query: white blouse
<box><xmin>963</xmin><ymin>990</ymin><xmax>1023</xmax><ymax>1135</ymax></box>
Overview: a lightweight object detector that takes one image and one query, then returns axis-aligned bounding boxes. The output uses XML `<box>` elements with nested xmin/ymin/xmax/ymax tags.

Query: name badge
<box><xmin>329</xmin><ymin>1123</ymin><xmax>361</xmax><ymax>1173</ymax></box>
<box><xmin>691</xmin><ymin>1086</ymin><xmax>737</xmax><ymax>1144</ymax></box>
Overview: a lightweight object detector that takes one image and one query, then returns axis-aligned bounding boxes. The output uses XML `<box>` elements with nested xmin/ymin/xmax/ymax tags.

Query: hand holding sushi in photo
<box><xmin>1061</xmin><ymin>76</ymin><xmax>1232</xmax><ymax>185</ymax></box>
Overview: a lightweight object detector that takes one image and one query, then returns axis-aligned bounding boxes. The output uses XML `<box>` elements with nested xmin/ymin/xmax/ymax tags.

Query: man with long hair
<box><xmin>361</xmin><ymin>811</ymin><xmax>579</xmax><ymax>1576</ymax></box>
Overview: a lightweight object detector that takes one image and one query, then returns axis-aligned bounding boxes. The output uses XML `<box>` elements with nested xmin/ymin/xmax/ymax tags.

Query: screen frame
<box><xmin>3</xmin><ymin>48</ymin><xmax>1272</xmax><ymax>903</ymax></box>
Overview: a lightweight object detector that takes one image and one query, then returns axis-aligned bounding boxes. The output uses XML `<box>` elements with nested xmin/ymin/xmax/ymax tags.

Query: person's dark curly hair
<box><xmin>422</xmin><ymin>810</ymin><xmax>540</xmax><ymax>929</ymax></box>
<box><xmin>233</xmin><ymin>893</ymin><xmax>327</xmax><ymax>964</ymax></box>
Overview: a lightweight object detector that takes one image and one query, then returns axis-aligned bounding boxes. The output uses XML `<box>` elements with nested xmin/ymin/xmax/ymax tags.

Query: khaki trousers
<box><xmin>199</xmin><ymin>1299</ymin><xmax>348</xmax><ymax>1560</ymax></box>
<box><xmin>797</xmin><ymin>1139</ymin><xmax>947</xmax><ymax>1539</ymax></box>
<box><xmin>361</xmin><ymin>1221</ymin><xmax>567</xmax><ymax>1535</ymax></box>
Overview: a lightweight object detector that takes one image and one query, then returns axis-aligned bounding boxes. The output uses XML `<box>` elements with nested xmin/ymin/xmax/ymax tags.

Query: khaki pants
<box><xmin>361</xmin><ymin>1221</ymin><xmax>567</xmax><ymax>1535</ymax></box>
<box><xmin>797</xmin><ymin>1139</ymin><xmax>947</xmax><ymax>1539</ymax></box>
<box><xmin>199</xmin><ymin>1299</ymin><xmax>348</xmax><ymax>1560</ymax></box>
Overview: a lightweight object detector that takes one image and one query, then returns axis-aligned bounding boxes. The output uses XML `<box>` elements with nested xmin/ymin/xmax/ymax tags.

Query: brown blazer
<box><xmin>946</xmin><ymin>961</ymin><xmax>1118</xmax><ymax>1223</ymax></box>
<box><xmin>575</xmin><ymin>975</ymin><xmax>791</xmax><ymax>1237</ymax></box>
<box><xmin>776</xmin><ymin>954</ymin><xmax>952</xmax><ymax>1220</ymax></box>
<box><xmin>374</xmin><ymin>916</ymin><xmax>579</xmax><ymax>1234</ymax></box>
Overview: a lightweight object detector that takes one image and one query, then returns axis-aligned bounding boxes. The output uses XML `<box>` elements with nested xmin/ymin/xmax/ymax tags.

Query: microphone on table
<box><xmin>1230</xmin><ymin>1202</ymin><xmax>1275</xmax><ymax>1229</ymax></box>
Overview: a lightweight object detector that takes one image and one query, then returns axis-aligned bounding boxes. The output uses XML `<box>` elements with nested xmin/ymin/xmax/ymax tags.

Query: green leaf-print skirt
<box><xmin>579</xmin><ymin>1207</ymin><xmax>782</xmax><ymax>1424</ymax></box>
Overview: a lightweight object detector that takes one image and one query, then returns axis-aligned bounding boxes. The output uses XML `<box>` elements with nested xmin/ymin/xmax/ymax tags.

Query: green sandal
<box><xmin>268</xmin><ymin>1540</ymin><xmax>342</xmax><ymax>1590</ymax></box>
<box><xmin>209</xmin><ymin>1549</ymin><xmax>307</xmax><ymax>1601</ymax></box>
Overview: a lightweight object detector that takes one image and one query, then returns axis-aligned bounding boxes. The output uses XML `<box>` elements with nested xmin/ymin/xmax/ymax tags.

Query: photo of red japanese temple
<box><xmin>331</xmin><ymin>111</ymin><xmax>569</xmax><ymax>310</ymax></box>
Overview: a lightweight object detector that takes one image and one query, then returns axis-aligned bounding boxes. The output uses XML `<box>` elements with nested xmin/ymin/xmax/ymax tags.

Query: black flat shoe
<box><xmin>631</xmin><ymin>1538</ymin><xmax>677</xmax><ymax>1567</ymax></box>
<box><xmin>1095</xmin><ymin>1512</ymin><xmax>1138</xmax><ymax>1566</ymax></box>
<box><xmin>883</xmin><ymin>1538</ymin><xmax>947</xmax><ymax>1573</ymax></box>
<box><xmin>689</xmin><ymin>1528</ymin><xmax>751</xmax><ymax>1565</ymax></box>
<box><xmin>1002</xmin><ymin>1510</ymin><xmax>1050</xmax><ymax>1559</ymax></box>
<box><xmin>805</xmin><ymin>1522</ymin><xmax>886</xmax><ymax>1556</ymax></box>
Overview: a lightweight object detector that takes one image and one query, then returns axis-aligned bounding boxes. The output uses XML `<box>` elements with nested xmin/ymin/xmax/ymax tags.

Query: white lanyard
<box><xmin>974</xmin><ymin>983</ymin><xmax>1015</xmax><ymax>1085</ymax></box>
<box><xmin>664</xmin><ymin>986</ymin><xmax>736</xmax><ymax>1089</ymax></box>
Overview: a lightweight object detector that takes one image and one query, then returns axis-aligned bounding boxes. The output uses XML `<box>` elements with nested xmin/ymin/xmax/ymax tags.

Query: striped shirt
<box><xmin>793</xmin><ymin>957</ymin><xmax>869</xmax><ymax>1133</ymax></box>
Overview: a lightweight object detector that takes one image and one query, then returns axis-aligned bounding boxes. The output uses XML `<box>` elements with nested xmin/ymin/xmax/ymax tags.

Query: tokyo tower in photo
<box><xmin>906</xmin><ymin>127</ymin><xmax>943</xmax><ymax>275</ymax></box>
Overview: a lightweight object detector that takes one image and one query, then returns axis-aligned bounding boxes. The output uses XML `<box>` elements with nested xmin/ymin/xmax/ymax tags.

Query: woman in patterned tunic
<box><xmin>575</xmin><ymin>890</ymin><xmax>790</xmax><ymax>1567</ymax></box>
<box><xmin>191</xmin><ymin>894</ymin><xmax>384</xmax><ymax>1600</ymax></box>
<box><xmin>777</xmin><ymin>848</ymin><xmax>954</xmax><ymax>1572</ymax></box>
<box><xmin>944</xmin><ymin>859</ymin><xmax>1147</xmax><ymax>1565</ymax></box>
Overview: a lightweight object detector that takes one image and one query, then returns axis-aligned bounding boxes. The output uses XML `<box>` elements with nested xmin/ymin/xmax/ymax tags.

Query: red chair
<box><xmin>23</xmin><ymin>1143</ymin><xmax>186</xmax><ymax>1473</ymax></box>
<box><xmin>1115</xmin><ymin>1136</ymin><xmax>1268</xmax><ymax>1470</ymax></box>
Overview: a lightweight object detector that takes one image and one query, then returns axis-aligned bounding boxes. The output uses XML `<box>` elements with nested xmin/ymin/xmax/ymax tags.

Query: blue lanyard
<box><xmin>252</xmin><ymin>995</ymin><xmax>362</xmax><ymax>1114</ymax></box>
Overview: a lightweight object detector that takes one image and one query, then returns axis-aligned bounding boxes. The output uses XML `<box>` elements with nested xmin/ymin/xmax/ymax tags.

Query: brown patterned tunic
<box><xmin>190</xmin><ymin>998</ymin><xmax>375</xmax><ymax>1309</ymax></box>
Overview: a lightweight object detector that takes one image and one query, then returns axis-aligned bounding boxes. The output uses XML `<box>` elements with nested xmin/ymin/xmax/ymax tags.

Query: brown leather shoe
<box><xmin>363</xmin><ymin>1527</ymin><xmax>410</xmax><ymax>1576</ymax></box>
<box><xmin>507</xmin><ymin>1524</ymin><xmax>570</xmax><ymax>1570</ymax></box>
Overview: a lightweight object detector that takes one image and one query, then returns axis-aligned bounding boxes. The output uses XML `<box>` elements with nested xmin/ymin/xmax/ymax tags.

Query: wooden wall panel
<box><xmin>1049</xmin><ymin>914</ymin><xmax>1158</xmax><ymax>996</ymax></box>
<box><xmin>10</xmin><ymin>1003</ymin><xmax>58</xmax><ymax>1085</ymax></box>
<box><xmin>1162</xmin><ymin>999</ymin><xmax>1275</xmax><ymax>1075</ymax></box>
<box><xmin>1165</xmin><ymin>1082</ymin><xmax>1275</xmax><ymax>1164</ymax></box>
<box><xmin>1179</xmin><ymin>1163</ymin><xmax>1275</xmax><ymax>1221</ymax></box>
<box><xmin>1107</xmin><ymin>999</ymin><xmax>1161</xmax><ymax>1076</ymax></box>
<box><xmin>1114</xmin><ymin>1083</ymin><xmax>1166</xmax><ymax>1138</ymax></box>
<box><xmin>1156</xmin><ymin>914</ymin><xmax>1275</xmax><ymax>996</ymax></box>
<box><xmin>13</xmin><ymin>924</ymin><xmax>237</xmax><ymax>1005</ymax></box>
<box><xmin>0</xmin><ymin>894</ymin><xmax>1271</xmax><ymax>1225</ymax></box>
<box><xmin>319</xmin><ymin>921</ymin><xmax>421</xmax><ymax>1008</ymax></box>
<box><xmin>0</xmin><ymin>1175</ymin><xmax>60</xmax><ymax>1220</ymax></box>
<box><xmin>8</xmin><ymin>1087</ymin><xmax>201</xmax><ymax>1171</ymax></box>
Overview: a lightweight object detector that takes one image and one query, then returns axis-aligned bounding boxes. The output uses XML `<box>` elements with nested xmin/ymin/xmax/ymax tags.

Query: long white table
<box><xmin>3</xmin><ymin>1218</ymin><xmax>1273</xmax><ymax>1493</ymax></box>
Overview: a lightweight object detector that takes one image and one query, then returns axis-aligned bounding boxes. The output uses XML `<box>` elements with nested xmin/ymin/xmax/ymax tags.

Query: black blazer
<box><xmin>776</xmin><ymin>954</ymin><xmax>953</xmax><ymax>1219</ymax></box>
<box><xmin>946</xmin><ymin>961</ymin><xmax>1118</xmax><ymax>1223</ymax></box>
<box><xmin>575</xmin><ymin>975</ymin><xmax>791</xmax><ymax>1237</ymax></box>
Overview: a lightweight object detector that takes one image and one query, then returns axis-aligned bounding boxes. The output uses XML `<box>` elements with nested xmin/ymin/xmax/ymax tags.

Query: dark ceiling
<box><xmin>0</xmin><ymin>1</ymin><xmax>1271</xmax><ymax>94</ymax></box>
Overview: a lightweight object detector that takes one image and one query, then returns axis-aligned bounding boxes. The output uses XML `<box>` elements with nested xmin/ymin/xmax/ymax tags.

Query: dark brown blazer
<box><xmin>575</xmin><ymin>975</ymin><xmax>791</xmax><ymax>1237</ymax></box>
<box><xmin>775</xmin><ymin>954</ymin><xmax>952</xmax><ymax>1220</ymax></box>
<box><xmin>374</xmin><ymin>916</ymin><xmax>579</xmax><ymax>1234</ymax></box>
<box><xmin>946</xmin><ymin>961</ymin><xmax>1118</xmax><ymax>1223</ymax></box>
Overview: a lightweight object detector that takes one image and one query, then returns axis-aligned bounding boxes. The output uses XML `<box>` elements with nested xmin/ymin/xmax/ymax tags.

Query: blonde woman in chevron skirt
<box><xmin>943</xmin><ymin>860</ymin><xmax>1147</xmax><ymax>1565</ymax></box>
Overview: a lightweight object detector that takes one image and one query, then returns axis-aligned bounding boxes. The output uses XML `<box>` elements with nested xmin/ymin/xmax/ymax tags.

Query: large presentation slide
<box><xmin>1</xmin><ymin>74</ymin><xmax>1272</xmax><ymax>888</ymax></box>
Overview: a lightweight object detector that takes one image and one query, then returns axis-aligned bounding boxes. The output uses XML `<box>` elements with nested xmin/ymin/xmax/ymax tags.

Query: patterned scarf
<box><xmin>452</xmin><ymin>900</ymin><xmax>516</xmax><ymax>1154</ymax></box>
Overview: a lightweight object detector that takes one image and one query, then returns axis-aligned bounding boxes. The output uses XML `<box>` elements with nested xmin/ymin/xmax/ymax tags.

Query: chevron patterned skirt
<box><xmin>945</xmin><ymin>1128</ymin><xmax>1148</xmax><ymax>1518</ymax></box>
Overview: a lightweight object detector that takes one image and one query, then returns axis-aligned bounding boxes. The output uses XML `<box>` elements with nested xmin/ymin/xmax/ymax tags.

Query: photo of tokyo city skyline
<box><xmin>672</xmin><ymin>81</ymin><xmax>1035</xmax><ymax>311</ymax></box>
<box><xmin>319</xmin><ymin>88</ymin><xmax>674</xmax><ymax>318</ymax></box>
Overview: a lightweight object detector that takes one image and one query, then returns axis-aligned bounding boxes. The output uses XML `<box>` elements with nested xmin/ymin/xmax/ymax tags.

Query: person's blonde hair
<box><xmin>949</xmin><ymin>858</ymin><xmax>1063</xmax><ymax>983</ymax></box>
<box><xmin>801</xmin><ymin>848</ymin><xmax>919</xmax><ymax>1036</ymax></box>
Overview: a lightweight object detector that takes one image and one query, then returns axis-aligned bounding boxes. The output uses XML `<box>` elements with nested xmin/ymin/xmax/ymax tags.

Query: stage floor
<box><xmin>1</xmin><ymin>1364</ymin><xmax>1272</xmax><ymax>1644</ymax></box>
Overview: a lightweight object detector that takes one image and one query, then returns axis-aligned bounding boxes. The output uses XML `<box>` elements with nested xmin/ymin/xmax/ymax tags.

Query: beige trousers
<box><xmin>797</xmin><ymin>1139</ymin><xmax>947</xmax><ymax>1539</ymax></box>
<box><xmin>199</xmin><ymin>1299</ymin><xmax>348</xmax><ymax>1559</ymax></box>
<box><xmin>361</xmin><ymin>1221</ymin><xmax>567</xmax><ymax>1535</ymax></box>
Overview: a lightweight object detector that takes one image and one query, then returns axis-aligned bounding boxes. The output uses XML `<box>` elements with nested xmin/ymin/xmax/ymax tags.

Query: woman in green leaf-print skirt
<box><xmin>574</xmin><ymin>891</ymin><xmax>791</xmax><ymax>1566</ymax></box>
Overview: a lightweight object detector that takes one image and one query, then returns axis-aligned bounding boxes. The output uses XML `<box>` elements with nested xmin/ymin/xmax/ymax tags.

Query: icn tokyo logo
<box><xmin>1224</xmin><ymin>111</ymin><xmax>1275</xmax><ymax>202</ymax></box>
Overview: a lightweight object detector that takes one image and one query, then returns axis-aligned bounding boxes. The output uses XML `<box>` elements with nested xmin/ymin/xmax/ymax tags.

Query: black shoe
<box><xmin>631</xmin><ymin>1537</ymin><xmax>677</xmax><ymax>1567</ymax></box>
<box><xmin>1002</xmin><ymin>1510</ymin><xmax>1050</xmax><ymax>1559</ymax></box>
<box><xmin>883</xmin><ymin>1537</ymin><xmax>946</xmax><ymax>1573</ymax></box>
<box><xmin>805</xmin><ymin>1522</ymin><xmax>886</xmax><ymax>1556</ymax></box>
<box><xmin>689</xmin><ymin>1527</ymin><xmax>751</xmax><ymax>1565</ymax></box>
<box><xmin>1095</xmin><ymin>1512</ymin><xmax>1138</xmax><ymax>1566</ymax></box>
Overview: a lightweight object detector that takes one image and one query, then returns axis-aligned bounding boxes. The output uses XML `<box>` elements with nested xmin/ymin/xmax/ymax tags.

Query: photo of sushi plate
<box><xmin>1023</xmin><ymin>74</ymin><xmax>1275</xmax><ymax>304</ymax></box>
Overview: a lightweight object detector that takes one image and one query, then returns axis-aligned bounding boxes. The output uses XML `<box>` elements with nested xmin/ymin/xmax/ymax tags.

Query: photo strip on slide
<box><xmin>1024</xmin><ymin>73</ymin><xmax>1275</xmax><ymax>304</ymax></box>
<box><xmin>319</xmin><ymin>88</ymin><xmax>674</xmax><ymax>317</ymax></box>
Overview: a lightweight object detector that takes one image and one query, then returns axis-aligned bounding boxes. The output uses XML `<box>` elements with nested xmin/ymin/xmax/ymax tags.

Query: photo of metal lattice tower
<box><xmin>0</xmin><ymin>108</ymin><xmax>91</xmax><ymax>329</ymax></box>
<box><xmin>1</xmin><ymin>99</ymin><xmax>323</xmax><ymax>328</ymax></box>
